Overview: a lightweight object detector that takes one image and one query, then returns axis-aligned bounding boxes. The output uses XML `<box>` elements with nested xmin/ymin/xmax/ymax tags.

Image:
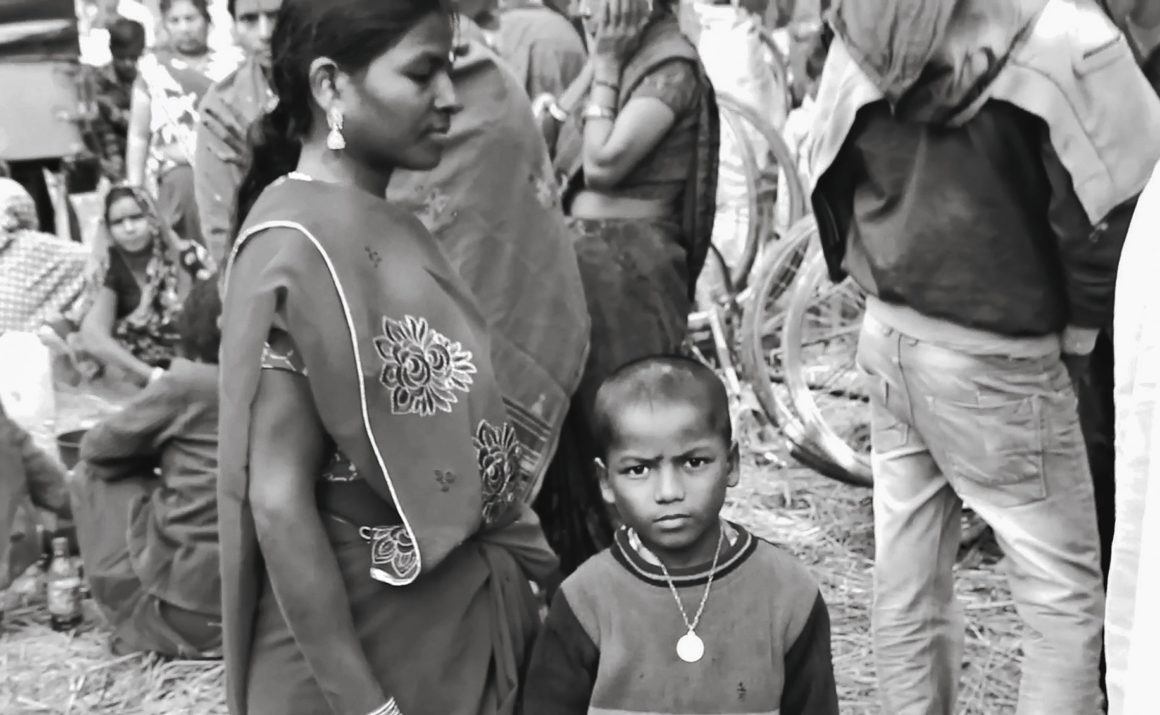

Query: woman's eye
<box><xmin>623</xmin><ymin>465</ymin><xmax>649</xmax><ymax>478</ymax></box>
<box><xmin>686</xmin><ymin>457</ymin><xmax>710</xmax><ymax>469</ymax></box>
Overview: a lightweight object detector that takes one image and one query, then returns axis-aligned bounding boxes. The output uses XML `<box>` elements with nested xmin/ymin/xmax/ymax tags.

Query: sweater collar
<box><xmin>612</xmin><ymin>520</ymin><xmax>756</xmax><ymax>587</ymax></box>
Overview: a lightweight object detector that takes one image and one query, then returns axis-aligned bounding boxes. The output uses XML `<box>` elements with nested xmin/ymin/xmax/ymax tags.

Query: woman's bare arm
<box><xmin>249</xmin><ymin>367</ymin><xmax>393</xmax><ymax>715</ymax></box>
<box><xmin>126</xmin><ymin>84</ymin><xmax>152</xmax><ymax>187</ymax></box>
<box><xmin>78</xmin><ymin>288</ymin><xmax>155</xmax><ymax>384</ymax></box>
<box><xmin>581</xmin><ymin>80</ymin><xmax>678</xmax><ymax>190</ymax></box>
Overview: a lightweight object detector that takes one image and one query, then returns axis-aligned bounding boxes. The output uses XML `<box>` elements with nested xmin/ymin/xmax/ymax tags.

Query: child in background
<box><xmin>523</xmin><ymin>355</ymin><xmax>839</xmax><ymax>715</ymax></box>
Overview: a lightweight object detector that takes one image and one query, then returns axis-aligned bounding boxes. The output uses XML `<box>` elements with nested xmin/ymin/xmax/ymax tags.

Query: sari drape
<box><xmin>219</xmin><ymin>178</ymin><xmax>557</xmax><ymax>714</ymax></box>
<box><xmin>390</xmin><ymin>39</ymin><xmax>589</xmax><ymax>501</ymax></box>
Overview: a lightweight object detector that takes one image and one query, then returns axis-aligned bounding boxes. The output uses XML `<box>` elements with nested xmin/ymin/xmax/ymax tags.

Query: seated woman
<box><xmin>0</xmin><ymin>179</ymin><xmax>89</xmax><ymax>334</ymax></box>
<box><xmin>69</xmin><ymin>279</ymin><xmax>222</xmax><ymax>658</ymax></box>
<box><xmin>534</xmin><ymin>0</ymin><xmax>720</xmax><ymax>572</ymax></box>
<box><xmin>74</xmin><ymin>185</ymin><xmax>211</xmax><ymax>386</ymax></box>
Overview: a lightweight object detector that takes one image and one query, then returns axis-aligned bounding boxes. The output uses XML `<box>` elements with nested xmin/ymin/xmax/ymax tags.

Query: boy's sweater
<box><xmin>523</xmin><ymin>523</ymin><xmax>838</xmax><ymax>715</ymax></box>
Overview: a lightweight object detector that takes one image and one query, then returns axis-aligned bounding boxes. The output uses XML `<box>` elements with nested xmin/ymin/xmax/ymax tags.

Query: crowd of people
<box><xmin>0</xmin><ymin>0</ymin><xmax>1159</xmax><ymax>714</ymax></box>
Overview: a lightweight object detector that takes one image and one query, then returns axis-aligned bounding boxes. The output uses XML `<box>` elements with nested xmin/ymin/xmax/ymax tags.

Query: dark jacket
<box><xmin>80</xmin><ymin>358</ymin><xmax>221</xmax><ymax>615</ymax></box>
<box><xmin>811</xmin><ymin>0</ymin><xmax>1149</xmax><ymax>336</ymax></box>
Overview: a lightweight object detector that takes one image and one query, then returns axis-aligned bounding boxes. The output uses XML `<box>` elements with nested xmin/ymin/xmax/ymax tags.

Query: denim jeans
<box><xmin>858</xmin><ymin>304</ymin><xmax>1105</xmax><ymax>715</ymax></box>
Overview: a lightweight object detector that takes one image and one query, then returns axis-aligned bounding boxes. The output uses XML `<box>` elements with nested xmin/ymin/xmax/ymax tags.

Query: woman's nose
<box><xmin>434</xmin><ymin>72</ymin><xmax>462</xmax><ymax>115</ymax></box>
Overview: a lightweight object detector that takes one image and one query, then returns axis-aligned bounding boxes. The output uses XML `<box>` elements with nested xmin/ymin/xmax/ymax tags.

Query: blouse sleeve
<box><xmin>261</xmin><ymin>327</ymin><xmax>308</xmax><ymax>376</ymax></box>
<box><xmin>627</xmin><ymin>59</ymin><xmax>701</xmax><ymax>117</ymax></box>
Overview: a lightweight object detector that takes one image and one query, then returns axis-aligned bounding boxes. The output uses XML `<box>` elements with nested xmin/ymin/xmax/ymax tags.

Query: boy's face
<box><xmin>599</xmin><ymin>398</ymin><xmax>739</xmax><ymax>568</ymax></box>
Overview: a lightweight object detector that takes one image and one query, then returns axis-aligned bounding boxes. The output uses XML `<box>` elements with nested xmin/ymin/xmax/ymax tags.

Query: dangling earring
<box><xmin>326</xmin><ymin>106</ymin><xmax>346</xmax><ymax>151</ymax></box>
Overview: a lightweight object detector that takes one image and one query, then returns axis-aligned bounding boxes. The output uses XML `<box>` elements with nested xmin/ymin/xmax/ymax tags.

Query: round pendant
<box><xmin>676</xmin><ymin>631</ymin><xmax>705</xmax><ymax>663</ymax></box>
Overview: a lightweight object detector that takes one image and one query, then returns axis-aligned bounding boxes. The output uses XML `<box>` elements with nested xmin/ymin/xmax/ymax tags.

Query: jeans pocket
<box><xmin>866</xmin><ymin>374</ymin><xmax>909</xmax><ymax>454</ymax></box>
<box><xmin>934</xmin><ymin>394</ymin><xmax>1047</xmax><ymax>508</ymax></box>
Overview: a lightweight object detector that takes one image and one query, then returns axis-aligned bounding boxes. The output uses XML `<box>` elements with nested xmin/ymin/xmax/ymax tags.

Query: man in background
<box><xmin>87</xmin><ymin>19</ymin><xmax>147</xmax><ymax>183</ymax></box>
<box><xmin>194</xmin><ymin>0</ymin><xmax>279</xmax><ymax>263</ymax></box>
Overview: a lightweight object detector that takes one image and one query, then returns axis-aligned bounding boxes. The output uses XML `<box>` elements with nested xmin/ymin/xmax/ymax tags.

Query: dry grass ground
<box><xmin>0</xmin><ymin>389</ymin><xmax>1022</xmax><ymax>714</ymax></box>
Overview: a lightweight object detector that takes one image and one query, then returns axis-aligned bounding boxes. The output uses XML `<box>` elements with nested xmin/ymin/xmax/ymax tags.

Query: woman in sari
<box><xmin>74</xmin><ymin>185</ymin><xmax>212</xmax><ymax>386</ymax></box>
<box><xmin>533</xmin><ymin>0</ymin><xmax>720</xmax><ymax>572</ymax></box>
<box><xmin>219</xmin><ymin>1</ymin><xmax>557</xmax><ymax>713</ymax></box>
<box><xmin>126</xmin><ymin>0</ymin><xmax>239</xmax><ymax>244</ymax></box>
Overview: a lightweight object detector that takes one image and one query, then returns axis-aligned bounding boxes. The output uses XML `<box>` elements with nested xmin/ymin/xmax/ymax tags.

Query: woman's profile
<box><xmin>218</xmin><ymin>0</ymin><xmax>557</xmax><ymax>713</ymax></box>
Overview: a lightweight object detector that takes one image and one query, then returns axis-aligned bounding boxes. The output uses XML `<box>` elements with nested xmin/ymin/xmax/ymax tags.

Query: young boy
<box><xmin>522</xmin><ymin>355</ymin><xmax>839</xmax><ymax>714</ymax></box>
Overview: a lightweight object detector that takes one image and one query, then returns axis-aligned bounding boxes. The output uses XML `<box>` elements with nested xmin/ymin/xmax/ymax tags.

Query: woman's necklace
<box><xmin>654</xmin><ymin>524</ymin><xmax>726</xmax><ymax>664</ymax></box>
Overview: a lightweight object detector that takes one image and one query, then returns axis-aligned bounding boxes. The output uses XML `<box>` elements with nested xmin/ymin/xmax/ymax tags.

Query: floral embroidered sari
<box><xmin>219</xmin><ymin>177</ymin><xmax>557</xmax><ymax>714</ymax></box>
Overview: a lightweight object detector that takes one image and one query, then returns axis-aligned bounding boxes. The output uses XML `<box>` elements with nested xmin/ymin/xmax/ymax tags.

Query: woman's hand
<box><xmin>590</xmin><ymin>0</ymin><xmax>651</xmax><ymax>68</ymax></box>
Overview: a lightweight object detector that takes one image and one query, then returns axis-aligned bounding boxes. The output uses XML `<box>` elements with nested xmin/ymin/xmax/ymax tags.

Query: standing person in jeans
<box><xmin>808</xmin><ymin>0</ymin><xmax>1160</xmax><ymax>713</ymax></box>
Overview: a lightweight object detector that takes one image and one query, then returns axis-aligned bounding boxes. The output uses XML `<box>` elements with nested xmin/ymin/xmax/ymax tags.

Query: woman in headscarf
<box><xmin>219</xmin><ymin>0</ymin><xmax>557</xmax><ymax>712</ymax></box>
<box><xmin>535</xmin><ymin>0</ymin><xmax>720</xmax><ymax>572</ymax></box>
<box><xmin>74</xmin><ymin>185</ymin><xmax>212</xmax><ymax>386</ymax></box>
<box><xmin>125</xmin><ymin>0</ymin><xmax>239</xmax><ymax>244</ymax></box>
<box><xmin>0</xmin><ymin>179</ymin><xmax>89</xmax><ymax>334</ymax></box>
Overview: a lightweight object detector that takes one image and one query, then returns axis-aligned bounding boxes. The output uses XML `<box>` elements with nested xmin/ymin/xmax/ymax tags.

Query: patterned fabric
<box><xmin>70</xmin><ymin>186</ymin><xmax>212</xmax><ymax>366</ymax></box>
<box><xmin>0</xmin><ymin>179</ymin><xmax>89</xmax><ymax>333</ymax></box>
<box><xmin>476</xmin><ymin>420</ymin><xmax>526</xmax><ymax>524</ymax></box>
<box><xmin>86</xmin><ymin>63</ymin><xmax>136</xmax><ymax>181</ymax></box>
<box><xmin>374</xmin><ymin>315</ymin><xmax>477</xmax><ymax>417</ymax></box>
<box><xmin>137</xmin><ymin>48</ymin><xmax>239</xmax><ymax>183</ymax></box>
<box><xmin>361</xmin><ymin>524</ymin><xmax>419</xmax><ymax>583</ymax></box>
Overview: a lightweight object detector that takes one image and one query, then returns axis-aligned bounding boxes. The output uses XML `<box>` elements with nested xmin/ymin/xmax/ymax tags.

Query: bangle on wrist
<box><xmin>581</xmin><ymin>104</ymin><xmax>616</xmax><ymax>122</ymax></box>
<box><xmin>593</xmin><ymin>78</ymin><xmax>619</xmax><ymax>92</ymax></box>
<box><xmin>547</xmin><ymin>100</ymin><xmax>569</xmax><ymax>122</ymax></box>
<box><xmin>367</xmin><ymin>698</ymin><xmax>402</xmax><ymax>715</ymax></box>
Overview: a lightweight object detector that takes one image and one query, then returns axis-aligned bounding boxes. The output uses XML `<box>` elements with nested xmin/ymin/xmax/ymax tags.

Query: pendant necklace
<box><xmin>655</xmin><ymin>524</ymin><xmax>725</xmax><ymax>664</ymax></box>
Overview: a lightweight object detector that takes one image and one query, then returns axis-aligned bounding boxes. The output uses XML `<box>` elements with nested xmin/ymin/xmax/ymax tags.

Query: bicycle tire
<box><xmin>712</xmin><ymin>100</ymin><xmax>764</xmax><ymax>297</ymax></box>
<box><xmin>715</xmin><ymin>93</ymin><xmax>810</xmax><ymax>235</ymax></box>
<box><xmin>738</xmin><ymin>216</ymin><xmax>815</xmax><ymax>429</ymax></box>
<box><xmin>782</xmin><ymin>251</ymin><xmax>873</xmax><ymax>487</ymax></box>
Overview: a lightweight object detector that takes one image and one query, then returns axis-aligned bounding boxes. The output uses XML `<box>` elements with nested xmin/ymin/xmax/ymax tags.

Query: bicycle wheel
<box><xmin>738</xmin><ymin>216</ymin><xmax>815</xmax><ymax>430</ymax></box>
<box><xmin>715</xmin><ymin>93</ymin><xmax>809</xmax><ymax>291</ymax></box>
<box><xmin>782</xmin><ymin>251</ymin><xmax>872</xmax><ymax>487</ymax></box>
<box><xmin>698</xmin><ymin>103</ymin><xmax>761</xmax><ymax>308</ymax></box>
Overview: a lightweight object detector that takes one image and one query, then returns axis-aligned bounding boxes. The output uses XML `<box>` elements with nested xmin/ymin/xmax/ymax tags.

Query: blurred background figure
<box><xmin>69</xmin><ymin>279</ymin><xmax>223</xmax><ymax>658</ymax></box>
<box><xmin>0</xmin><ymin>179</ymin><xmax>88</xmax><ymax>335</ymax></box>
<box><xmin>69</xmin><ymin>185</ymin><xmax>212</xmax><ymax>386</ymax></box>
<box><xmin>85</xmin><ymin>19</ymin><xmax>148</xmax><ymax>184</ymax></box>
<box><xmin>195</xmin><ymin>0</ymin><xmax>280</xmax><ymax>263</ymax></box>
<box><xmin>78</xmin><ymin>0</ymin><xmax>157</xmax><ymax>68</ymax></box>
<box><xmin>125</xmin><ymin>0</ymin><xmax>238</xmax><ymax>245</ymax></box>
<box><xmin>495</xmin><ymin>0</ymin><xmax>587</xmax><ymax>102</ymax></box>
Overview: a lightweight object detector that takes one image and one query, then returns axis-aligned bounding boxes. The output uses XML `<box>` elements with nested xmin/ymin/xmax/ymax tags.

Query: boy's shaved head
<box><xmin>592</xmin><ymin>355</ymin><xmax>732</xmax><ymax>455</ymax></box>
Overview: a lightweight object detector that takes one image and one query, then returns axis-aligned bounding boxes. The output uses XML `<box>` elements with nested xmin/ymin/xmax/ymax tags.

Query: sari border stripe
<box><xmin>226</xmin><ymin>219</ymin><xmax>422</xmax><ymax>586</ymax></box>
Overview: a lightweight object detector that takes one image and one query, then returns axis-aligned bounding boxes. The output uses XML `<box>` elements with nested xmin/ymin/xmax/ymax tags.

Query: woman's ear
<box><xmin>307</xmin><ymin>57</ymin><xmax>345</xmax><ymax>116</ymax></box>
